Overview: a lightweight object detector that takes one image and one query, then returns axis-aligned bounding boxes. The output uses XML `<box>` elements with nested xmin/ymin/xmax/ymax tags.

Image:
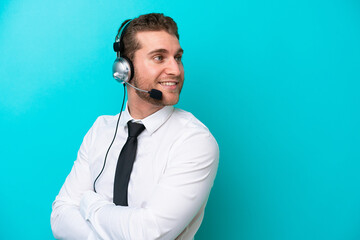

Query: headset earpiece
<box><xmin>112</xmin><ymin>56</ymin><xmax>134</xmax><ymax>83</ymax></box>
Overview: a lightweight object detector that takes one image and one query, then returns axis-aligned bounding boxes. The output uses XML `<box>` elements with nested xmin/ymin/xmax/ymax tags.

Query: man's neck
<box><xmin>127</xmin><ymin>97</ymin><xmax>164</xmax><ymax>120</ymax></box>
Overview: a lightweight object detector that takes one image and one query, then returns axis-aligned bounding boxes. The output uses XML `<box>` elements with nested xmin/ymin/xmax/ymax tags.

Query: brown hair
<box><xmin>117</xmin><ymin>13</ymin><xmax>179</xmax><ymax>61</ymax></box>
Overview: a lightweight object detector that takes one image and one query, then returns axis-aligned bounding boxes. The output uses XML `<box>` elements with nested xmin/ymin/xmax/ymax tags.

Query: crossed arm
<box><xmin>51</xmin><ymin>125</ymin><xmax>219</xmax><ymax>240</ymax></box>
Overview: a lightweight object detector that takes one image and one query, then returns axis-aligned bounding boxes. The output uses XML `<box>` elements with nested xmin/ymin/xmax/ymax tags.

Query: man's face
<box><xmin>131</xmin><ymin>30</ymin><xmax>184</xmax><ymax>106</ymax></box>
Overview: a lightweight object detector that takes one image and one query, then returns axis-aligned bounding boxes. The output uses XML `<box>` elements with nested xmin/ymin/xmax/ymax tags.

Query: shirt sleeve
<box><xmin>50</xmin><ymin>118</ymin><xmax>99</xmax><ymax>239</ymax></box>
<box><xmin>85</xmin><ymin>129</ymin><xmax>219</xmax><ymax>240</ymax></box>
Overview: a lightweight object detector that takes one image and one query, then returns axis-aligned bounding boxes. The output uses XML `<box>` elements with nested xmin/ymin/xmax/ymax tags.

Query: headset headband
<box><xmin>113</xmin><ymin>19</ymin><xmax>132</xmax><ymax>54</ymax></box>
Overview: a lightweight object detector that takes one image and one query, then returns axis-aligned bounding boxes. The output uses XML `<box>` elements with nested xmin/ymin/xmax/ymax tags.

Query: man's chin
<box><xmin>161</xmin><ymin>93</ymin><xmax>180</xmax><ymax>106</ymax></box>
<box><xmin>152</xmin><ymin>97</ymin><xmax>179</xmax><ymax>107</ymax></box>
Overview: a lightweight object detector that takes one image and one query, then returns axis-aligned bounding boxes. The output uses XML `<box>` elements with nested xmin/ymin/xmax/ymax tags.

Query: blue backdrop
<box><xmin>1</xmin><ymin>0</ymin><xmax>360</xmax><ymax>239</ymax></box>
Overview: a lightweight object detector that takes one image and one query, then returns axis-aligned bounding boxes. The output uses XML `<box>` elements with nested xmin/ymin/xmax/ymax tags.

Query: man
<box><xmin>51</xmin><ymin>13</ymin><xmax>219</xmax><ymax>240</ymax></box>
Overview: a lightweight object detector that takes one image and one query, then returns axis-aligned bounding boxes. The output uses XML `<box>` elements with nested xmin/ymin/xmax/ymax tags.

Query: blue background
<box><xmin>1</xmin><ymin>0</ymin><xmax>360</xmax><ymax>239</ymax></box>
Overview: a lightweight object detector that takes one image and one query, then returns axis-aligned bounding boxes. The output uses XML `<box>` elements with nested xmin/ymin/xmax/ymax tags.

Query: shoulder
<box><xmin>92</xmin><ymin>114</ymin><xmax>120</xmax><ymax>128</ymax></box>
<box><xmin>169</xmin><ymin>108</ymin><xmax>219</xmax><ymax>152</ymax></box>
<box><xmin>166</xmin><ymin>108</ymin><xmax>219</xmax><ymax>169</ymax></box>
<box><xmin>171</xmin><ymin>108</ymin><xmax>212</xmax><ymax>134</ymax></box>
<box><xmin>82</xmin><ymin>113</ymin><xmax>121</xmax><ymax>144</ymax></box>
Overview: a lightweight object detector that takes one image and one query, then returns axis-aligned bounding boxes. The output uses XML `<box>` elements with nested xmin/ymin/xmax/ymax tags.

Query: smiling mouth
<box><xmin>159</xmin><ymin>81</ymin><xmax>178</xmax><ymax>86</ymax></box>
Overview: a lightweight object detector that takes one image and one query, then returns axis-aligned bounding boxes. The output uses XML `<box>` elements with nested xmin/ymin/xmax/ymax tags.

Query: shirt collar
<box><xmin>119</xmin><ymin>104</ymin><xmax>174</xmax><ymax>135</ymax></box>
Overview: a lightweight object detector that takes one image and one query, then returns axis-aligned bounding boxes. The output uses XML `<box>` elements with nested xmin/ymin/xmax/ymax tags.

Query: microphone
<box><xmin>113</xmin><ymin>73</ymin><xmax>163</xmax><ymax>100</ymax></box>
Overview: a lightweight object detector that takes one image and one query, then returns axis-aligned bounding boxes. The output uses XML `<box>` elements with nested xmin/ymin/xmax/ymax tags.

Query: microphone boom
<box><xmin>113</xmin><ymin>73</ymin><xmax>163</xmax><ymax>100</ymax></box>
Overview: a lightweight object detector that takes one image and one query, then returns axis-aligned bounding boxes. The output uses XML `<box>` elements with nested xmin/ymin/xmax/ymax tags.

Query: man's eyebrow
<box><xmin>147</xmin><ymin>48</ymin><xmax>184</xmax><ymax>55</ymax></box>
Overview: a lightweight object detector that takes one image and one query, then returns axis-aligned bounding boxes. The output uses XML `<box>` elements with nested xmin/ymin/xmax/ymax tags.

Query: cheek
<box><xmin>140</xmin><ymin>61</ymin><xmax>163</xmax><ymax>77</ymax></box>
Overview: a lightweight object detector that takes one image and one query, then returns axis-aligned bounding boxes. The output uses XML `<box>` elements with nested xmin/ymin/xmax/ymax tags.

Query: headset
<box><xmin>94</xmin><ymin>19</ymin><xmax>163</xmax><ymax>192</ymax></box>
<box><xmin>94</xmin><ymin>21</ymin><xmax>133</xmax><ymax>192</ymax></box>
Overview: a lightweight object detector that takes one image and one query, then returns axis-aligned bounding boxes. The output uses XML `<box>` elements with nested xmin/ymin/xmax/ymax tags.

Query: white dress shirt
<box><xmin>51</xmin><ymin>105</ymin><xmax>219</xmax><ymax>240</ymax></box>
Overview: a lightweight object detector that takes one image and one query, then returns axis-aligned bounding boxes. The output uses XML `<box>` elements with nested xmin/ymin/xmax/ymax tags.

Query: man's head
<box><xmin>117</xmin><ymin>13</ymin><xmax>184</xmax><ymax>109</ymax></box>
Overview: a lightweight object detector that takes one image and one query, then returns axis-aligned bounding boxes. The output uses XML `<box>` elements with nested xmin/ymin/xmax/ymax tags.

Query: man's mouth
<box><xmin>159</xmin><ymin>81</ymin><xmax>178</xmax><ymax>86</ymax></box>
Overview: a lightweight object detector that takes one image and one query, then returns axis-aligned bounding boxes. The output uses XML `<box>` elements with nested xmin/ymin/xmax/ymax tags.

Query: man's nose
<box><xmin>165</xmin><ymin>58</ymin><xmax>181</xmax><ymax>76</ymax></box>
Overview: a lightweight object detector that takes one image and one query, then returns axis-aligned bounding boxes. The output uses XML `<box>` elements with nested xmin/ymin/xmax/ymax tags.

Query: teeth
<box><xmin>161</xmin><ymin>82</ymin><xmax>176</xmax><ymax>86</ymax></box>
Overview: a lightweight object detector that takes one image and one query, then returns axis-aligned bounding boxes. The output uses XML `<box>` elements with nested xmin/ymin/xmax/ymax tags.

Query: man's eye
<box><xmin>154</xmin><ymin>55</ymin><xmax>163</xmax><ymax>61</ymax></box>
<box><xmin>175</xmin><ymin>55</ymin><xmax>182</xmax><ymax>62</ymax></box>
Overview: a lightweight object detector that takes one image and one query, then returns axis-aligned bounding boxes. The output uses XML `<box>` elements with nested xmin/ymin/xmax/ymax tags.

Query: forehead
<box><xmin>135</xmin><ymin>30</ymin><xmax>181</xmax><ymax>53</ymax></box>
